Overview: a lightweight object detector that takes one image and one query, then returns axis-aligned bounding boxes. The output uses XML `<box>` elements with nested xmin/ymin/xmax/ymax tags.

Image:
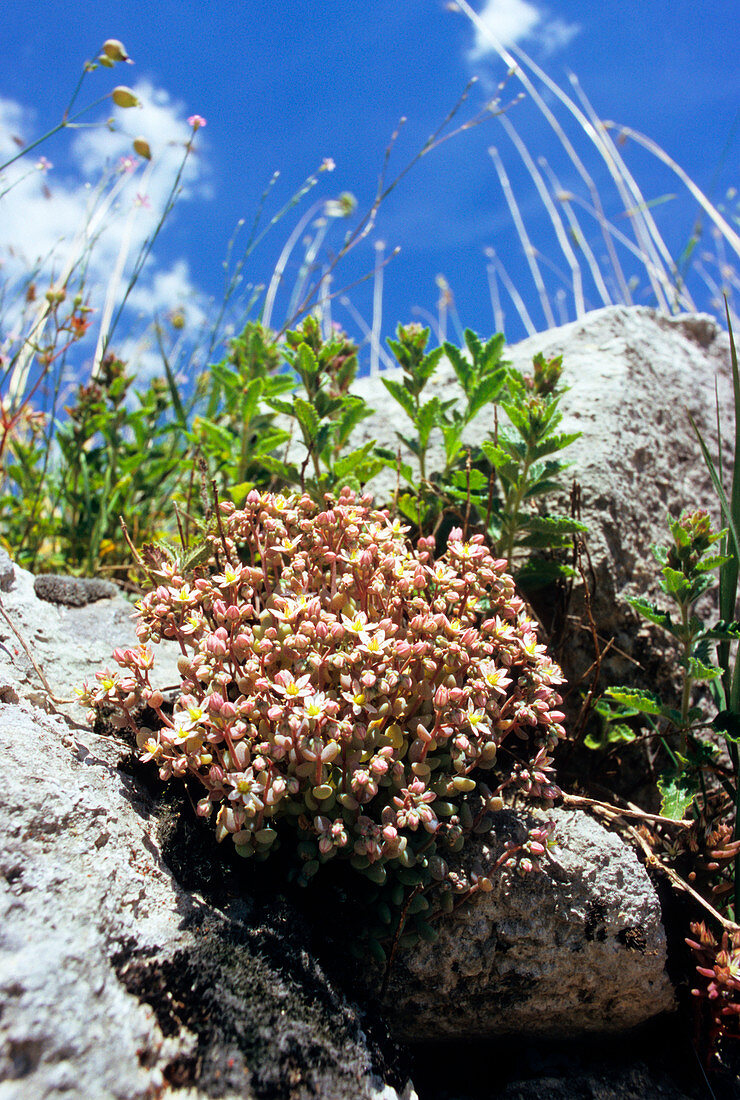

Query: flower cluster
<box><xmin>80</xmin><ymin>489</ymin><xmax>566</xmax><ymax>895</ymax></box>
<box><xmin>686</xmin><ymin>922</ymin><xmax>740</xmax><ymax>1061</ymax></box>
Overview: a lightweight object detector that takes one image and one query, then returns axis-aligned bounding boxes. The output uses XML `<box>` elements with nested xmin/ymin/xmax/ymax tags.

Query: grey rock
<box><xmin>0</xmin><ymin>549</ymin><xmax>14</xmax><ymax>593</ymax></box>
<box><xmin>0</xmin><ymin>699</ymin><xmax>410</xmax><ymax>1100</ymax></box>
<box><xmin>493</xmin><ymin>1064</ymin><xmax>692</xmax><ymax>1100</ymax></box>
<box><xmin>383</xmin><ymin>806</ymin><xmax>675</xmax><ymax>1039</ymax></box>
<box><xmin>0</xmin><ymin>561</ymin><xmax>181</xmax><ymax>714</ymax></box>
<box><xmin>34</xmin><ymin>573</ymin><xmax>119</xmax><ymax>606</ymax></box>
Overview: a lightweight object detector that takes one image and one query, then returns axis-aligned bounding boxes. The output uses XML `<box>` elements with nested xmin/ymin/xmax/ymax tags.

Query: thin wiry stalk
<box><xmin>453</xmin><ymin>0</ymin><xmax>631</xmax><ymax>304</ymax></box>
<box><xmin>499</xmin><ymin>115</ymin><xmax>585</xmax><ymax>318</ymax></box>
<box><xmin>204</xmin><ymin>169</ymin><xmax>315</xmax><ymax>362</ymax></box>
<box><xmin>695</xmin><ymin>263</ymin><xmax>738</xmax><ymax>327</ymax></box>
<box><xmin>605</xmin><ymin>121</ymin><xmax>740</xmax><ymax>264</ymax></box>
<box><xmin>530</xmin><ymin>245</ymin><xmax>580</xmax><ymax>301</ymax></box>
<box><xmin>281</xmin><ymin>77</ymin><xmax>515</xmax><ymax>334</ymax></box>
<box><xmin>436</xmin><ymin>274</ymin><xmax>451</xmax><ymax>344</ymax></box>
<box><xmin>287</xmin><ymin>216</ymin><xmax>331</xmax><ymax>322</ymax></box>
<box><xmin>537</xmin><ymin>156</ymin><xmax>613</xmax><ymax>308</ymax></box>
<box><xmin>370</xmin><ymin>240</ymin><xmax>385</xmax><ymax>377</ymax></box>
<box><xmin>554</xmin><ymin>288</ymin><xmax>568</xmax><ymax>325</ymax></box>
<box><xmin>91</xmin><ymin>159</ymin><xmax>155</xmax><ymax>380</ymax></box>
<box><xmin>338</xmin><ymin>295</ymin><xmax>396</xmax><ymax>370</ymax></box>
<box><xmin>565</xmin><ymin>72</ymin><xmax>674</xmax><ymax>312</ymax></box>
<box><xmin>489</xmin><ymin>145</ymin><xmax>555</xmax><ymax>328</ymax></box>
<box><xmin>486</xmin><ymin>247</ymin><xmax>536</xmax><ymax>336</ymax></box>
<box><xmin>262</xmin><ymin>198</ymin><xmax>331</xmax><ymax>330</ymax></box>
<box><xmin>485</xmin><ymin>259</ymin><xmax>505</xmax><ymax>334</ymax></box>
<box><xmin>443</xmin><ymin>277</ymin><xmax>465</xmax><ymax>343</ymax></box>
<box><xmin>559</xmin><ymin>189</ymin><xmax>694</xmax><ymax>308</ymax></box>
<box><xmin>318</xmin><ymin>269</ymin><xmax>332</xmax><ymax>338</ymax></box>
<box><xmin>8</xmin><ymin>166</ymin><xmax>136</xmax><ymax>404</ymax></box>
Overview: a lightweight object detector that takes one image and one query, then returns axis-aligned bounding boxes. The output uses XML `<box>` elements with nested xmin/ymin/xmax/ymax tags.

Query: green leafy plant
<box><xmin>476</xmin><ymin>351</ymin><xmax>586</xmax><ymax>585</ymax></box>
<box><xmin>378</xmin><ymin>323</ymin><xmax>586</xmax><ymax>586</ymax></box>
<box><xmin>80</xmin><ymin>488</ymin><xmax>566</xmax><ymax>960</ymax></box>
<box><xmin>606</xmin><ymin>509</ymin><xmax>733</xmax><ymax>818</ymax></box>
<box><xmin>377</xmin><ymin>322</ymin><xmax>507</xmax><ymax>532</ymax></box>
<box><xmin>189</xmin><ymin>321</ymin><xmax>294</xmax><ymax>505</ymax></box>
<box><xmin>601</xmin><ymin>310</ymin><xmax>740</xmax><ymax>1068</ymax></box>
<box><xmin>260</xmin><ymin>315</ymin><xmax>383</xmax><ymax>499</ymax></box>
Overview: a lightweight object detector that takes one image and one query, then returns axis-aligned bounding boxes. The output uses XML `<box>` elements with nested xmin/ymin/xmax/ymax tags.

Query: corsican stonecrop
<box><xmin>80</xmin><ymin>489</ymin><xmax>566</xmax><ymax>894</ymax></box>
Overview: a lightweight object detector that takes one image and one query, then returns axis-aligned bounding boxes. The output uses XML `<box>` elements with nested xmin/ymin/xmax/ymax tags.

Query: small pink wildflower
<box><xmin>187</xmin><ymin>114</ymin><xmax>206</xmax><ymax>130</ymax></box>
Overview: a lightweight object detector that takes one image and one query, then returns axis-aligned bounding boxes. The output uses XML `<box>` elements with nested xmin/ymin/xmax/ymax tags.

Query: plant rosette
<box><xmin>80</xmin><ymin>488</ymin><xmax>566</xmax><ymax>918</ymax></box>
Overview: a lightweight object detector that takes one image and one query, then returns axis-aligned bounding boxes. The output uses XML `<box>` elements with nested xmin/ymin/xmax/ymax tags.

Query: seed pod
<box><xmin>102</xmin><ymin>39</ymin><xmax>131</xmax><ymax>62</ymax></box>
<box><xmin>133</xmin><ymin>137</ymin><xmax>151</xmax><ymax>160</ymax></box>
<box><xmin>112</xmin><ymin>86</ymin><xmax>139</xmax><ymax>109</ymax></box>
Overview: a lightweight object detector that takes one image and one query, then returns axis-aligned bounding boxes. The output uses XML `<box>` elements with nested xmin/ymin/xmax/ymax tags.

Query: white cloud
<box><xmin>468</xmin><ymin>0</ymin><xmax>580</xmax><ymax>57</ymax></box>
<box><xmin>0</xmin><ymin>81</ymin><xmax>210</xmax><ymax>376</ymax></box>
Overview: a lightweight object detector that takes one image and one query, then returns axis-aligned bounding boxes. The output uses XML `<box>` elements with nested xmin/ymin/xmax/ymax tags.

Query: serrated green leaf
<box><xmin>593</xmin><ymin>697</ymin><xmax>640</xmax><ymax>719</ymax></box>
<box><xmin>296</xmin><ymin>342</ymin><xmax>320</xmax><ymax>381</ymax></box>
<box><xmin>443</xmin><ymin>343</ymin><xmax>472</xmax><ymax>394</ymax></box>
<box><xmin>683</xmin><ymin>656</ymin><xmax>722</xmax><ymax>682</ymax></box>
<box><xmin>381</xmin><ymin>376</ymin><xmax>416</xmax><ymax>420</ymax></box>
<box><xmin>397</xmin><ymin>493</ymin><xmax>426</xmax><ymax>526</ymax></box>
<box><xmin>417</xmin><ymin>346</ymin><xmax>444</xmax><ymax>384</ymax></box>
<box><xmin>704</xmin><ymin>620</ymin><xmax>740</xmax><ymax>640</ymax></box>
<box><xmin>519</xmin><ymin>515</ymin><xmax>588</xmax><ymax>535</ymax></box>
<box><xmin>416</xmin><ymin>396</ymin><xmax>443</xmax><ymax>449</ymax></box>
<box><xmin>712</xmin><ymin>710</ymin><xmax>740</xmax><ymax>742</ymax></box>
<box><xmin>605</xmin><ymin>687</ymin><xmax>664</xmax><ymax>716</ymax></box>
<box><xmin>293</xmin><ymin>396</ymin><xmax>320</xmax><ymax>441</ymax></box>
<box><xmin>515</xmin><ymin>559</ymin><xmax>575</xmax><ymax>589</ymax></box>
<box><xmin>530</xmin><ymin>431</ymin><xmax>582</xmax><ymax>460</ymax></box>
<box><xmin>696</xmin><ymin>553</ymin><xmax>732</xmax><ymax>573</ymax></box>
<box><xmin>584</xmin><ymin>723</ymin><xmax>637</xmax><ymax>751</ymax></box>
<box><xmin>657</xmin><ymin>773</ymin><xmax>697</xmax><ymax>820</ymax></box>
<box><xmin>467</xmin><ymin>370</ymin><xmax>507</xmax><ymax>418</ymax></box>
<box><xmin>660</xmin><ymin>566</ymin><xmax>692</xmax><ymax>599</ymax></box>
<box><xmin>450</xmin><ymin>468</ymin><xmax>489</xmax><ymax>491</ymax></box>
<box><xmin>333</xmin><ymin>442</ymin><xmax>376</xmax><ymax>481</ymax></box>
<box><xmin>334</xmin><ymin>395</ymin><xmax>373</xmax><ymax>447</ymax></box>
<box><xmin>627</xmin><ymin>596</ymin><xmax>672</xmax><ymax>629</ymax></box>
<box><xmin>258</xmin><ymin>455</ymin><xmax>301</xmax><ymax>483</ymax></box>
<box><xmin>480</xmin><ymin>440</ymin><xmax>513</xmax><ymax>469</ymax></box>
<box><xmin>265</xmin><ymin>397</ymin><xmax>296</xmax><ymax>417</ymax></box>
<box><xmin>464</xmin><ymin>328</ymin><xmax>483</xmax><ymax>365</ymax></box>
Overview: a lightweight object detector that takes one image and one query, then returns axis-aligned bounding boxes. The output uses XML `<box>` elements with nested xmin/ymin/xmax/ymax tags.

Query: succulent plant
<box><xmin>80</xmin><ymin>489</ymin><xmax>566</xmax><ymax>946</ymax></box>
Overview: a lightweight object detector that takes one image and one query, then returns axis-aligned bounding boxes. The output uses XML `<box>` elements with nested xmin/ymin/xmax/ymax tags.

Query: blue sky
<box><xmin>1</xmin><ymin>1</ymin><xmax>738</xmax><ymax>379</ymax></box>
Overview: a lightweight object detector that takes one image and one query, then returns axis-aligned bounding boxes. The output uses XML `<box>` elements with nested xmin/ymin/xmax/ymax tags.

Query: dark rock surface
<box><xmin>33</xmin><ymin>573</ymin><xmax>119</xmax><ymax>606</ymax></box>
